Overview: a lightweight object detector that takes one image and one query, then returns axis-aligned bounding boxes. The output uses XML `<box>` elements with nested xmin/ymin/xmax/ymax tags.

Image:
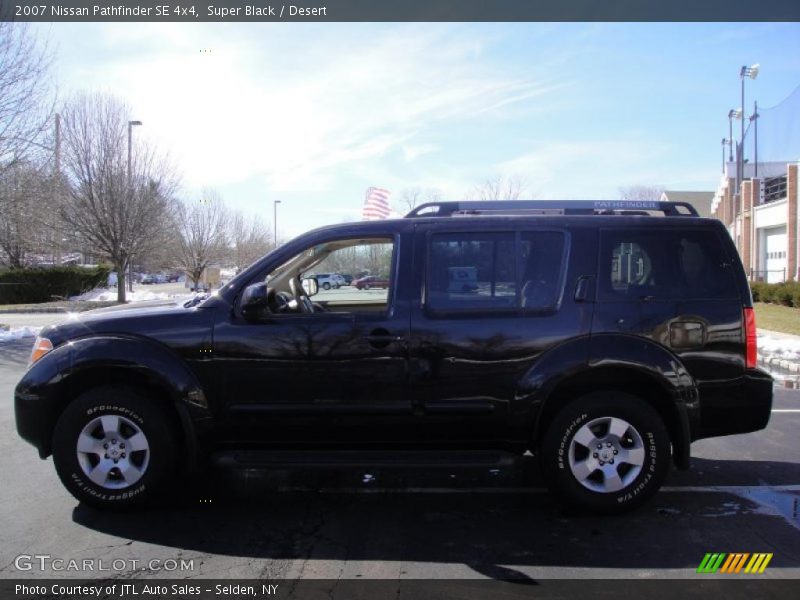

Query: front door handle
<box><xmin>365</xmin><ymin>328</ymin><xmax>404</xmax><ymax>348</ymax></box>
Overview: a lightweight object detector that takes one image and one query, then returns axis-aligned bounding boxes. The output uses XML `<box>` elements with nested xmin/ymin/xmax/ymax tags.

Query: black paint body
<box><xmin>14</xmin><ymin>215</ymin><xmax>773</xmax><ymax>467</ymax></box>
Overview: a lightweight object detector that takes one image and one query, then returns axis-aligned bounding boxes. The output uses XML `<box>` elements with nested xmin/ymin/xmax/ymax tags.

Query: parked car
<box><xmin>313</xmin><ymin>272</ymin><xmax>346</xmax><ymax>290</ymax></box>
<box><xmin>15</xmin><ymin>200</ymin><xmax>772</xmax><ymax>513</ymax></box>
<box><xmin>140</xmin><ymin>274</ymin><xmax>156</xmax><ymax>284</ymax></box>
<box><xmin>341</xmin><ymin>274</ymin><xmax>354</xmax><ymax>285</ymax></box>
<box><xmin>352</xmin><ymin>275</ymin><xmax>390</xmax><ymax>290</ymax></box>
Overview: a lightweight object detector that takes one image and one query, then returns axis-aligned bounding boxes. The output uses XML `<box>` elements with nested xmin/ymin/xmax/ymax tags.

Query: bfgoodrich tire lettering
<box><xmin>52</xmin><ymin>386</ymin><xmax>178</xmax><ymax>509</ymax></box>
<box><xmin>541</xmin><ymin>391</ymin><xmax>670</xmax><ymax>514</ymax></box>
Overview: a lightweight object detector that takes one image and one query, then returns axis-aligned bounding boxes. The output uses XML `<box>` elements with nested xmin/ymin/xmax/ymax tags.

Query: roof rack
<box><xmin>404</xmin><ymin>200</ymin><xmax>699</xmax><ymax>218</ymax></box>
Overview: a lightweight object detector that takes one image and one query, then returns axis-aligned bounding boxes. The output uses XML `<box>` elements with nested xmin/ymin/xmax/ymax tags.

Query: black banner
<box><xmin>2</xmin><ymin>579</ymin><xmax>798</xmax><ymax>600</ymax></box>
<box><xmin>2</xmin><ymin>0</ymin><xmax>800</xmax><ymax>23</ymax></box>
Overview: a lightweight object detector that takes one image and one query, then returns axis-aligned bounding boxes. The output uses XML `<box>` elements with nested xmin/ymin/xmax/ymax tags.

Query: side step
<box><xmin>211</xmin><ymin>450</ymin><xmax>518</xmax><ymax>470</ymax></box>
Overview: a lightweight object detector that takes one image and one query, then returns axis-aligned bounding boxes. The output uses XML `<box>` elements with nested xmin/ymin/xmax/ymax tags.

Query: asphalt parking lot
<box><xmin>0</xmin><ymin>335</ymin><xmax>798</xmax><ymax>583</ymax></box>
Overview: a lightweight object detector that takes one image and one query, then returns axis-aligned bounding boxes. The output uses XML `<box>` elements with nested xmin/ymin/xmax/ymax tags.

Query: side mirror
<box><xmin>302</xmin><ymin>277</ymin><xmax>319</xmax><ymax>297</ymax></box>
<box><xmin>241</xmin><ymin>282</ymin><xmax>269</xmax><ymax>319</ymax></box>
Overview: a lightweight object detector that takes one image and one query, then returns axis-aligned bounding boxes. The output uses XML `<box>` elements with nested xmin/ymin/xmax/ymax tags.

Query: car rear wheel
<box><xmin>52</xmin><ymin>386</ymin><xmax>179</xmax><ymax>509</ymax></box>
<box><xmin>322</xmin><ymin>282</ymin><xmax>331</xmax><ymax>290</ymax></box>
<box><xmin>540</xmin><ymin>392</ymin><xmax>670</xmax><ymax>514</ymax></box>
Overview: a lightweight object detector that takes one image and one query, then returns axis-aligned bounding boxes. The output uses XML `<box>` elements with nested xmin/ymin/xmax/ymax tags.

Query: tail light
<box><xmin>743</xmin><ymin>307</ymin><xmax>757</xmax><ymax>369</ymax></box>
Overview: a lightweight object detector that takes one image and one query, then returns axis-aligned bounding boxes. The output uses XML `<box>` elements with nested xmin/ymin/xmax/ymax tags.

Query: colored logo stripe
<box><xmin>744</xmin><ymin>553</ymin><xmax>773</xmax><ymax>574</ymax></box>
<box><xmin>720</xmin><ymin>553</ymin><xmax>749</xmax><ymax>573</ymax></box>
<box><xmin>697</xmin><ymin>552</ymin><xmax>772</xmax><ymax>574</ymax></box>
<box><xmin>697</xmin><ymin>553</ymin><xmax>726</xmax><ymax>573</ymax></box>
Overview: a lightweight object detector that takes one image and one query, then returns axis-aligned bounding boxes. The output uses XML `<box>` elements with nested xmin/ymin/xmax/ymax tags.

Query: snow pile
<box><xmin>757</xmin><ymin>333</ymin><xmax>800</xmax><ymax>361</ymax></box>
<box><xmin>0</xmin><ymin>326</ymin><xmax>42</xmax><ymax>342</ymax></box>
<box><xmin>70</xmin><ymin>288</ymin><xmax>174</xmax><ymax>302</ymax></box>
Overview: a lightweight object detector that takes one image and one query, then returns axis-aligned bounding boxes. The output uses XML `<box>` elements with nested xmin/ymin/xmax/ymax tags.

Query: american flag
<box><xmin>362</xmin><ymin>187</ymin><xmax>392</xmax><ymax>220</ymax></box>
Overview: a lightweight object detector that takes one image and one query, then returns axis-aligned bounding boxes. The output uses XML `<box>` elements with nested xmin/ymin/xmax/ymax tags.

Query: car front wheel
<box><xmin>540</xmin><ymin>392</ymin><xmax>670</xmax><ymax>514</ymax></box>
<box><xmin>52</xmin><ymin>386</ymin><xmax>179</xmax><ymax>509</ymax></box>
<box><xmin>322</xmin><ymin>282</ymin><xmax>331</xmax><ymax>290</ymax></box>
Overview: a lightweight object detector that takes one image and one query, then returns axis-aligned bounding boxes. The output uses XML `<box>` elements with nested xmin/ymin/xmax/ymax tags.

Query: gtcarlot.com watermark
<box><xmin>14</xmin><ymin>554</ymin><xmax>194</xmax><ymax>573</ymax></box>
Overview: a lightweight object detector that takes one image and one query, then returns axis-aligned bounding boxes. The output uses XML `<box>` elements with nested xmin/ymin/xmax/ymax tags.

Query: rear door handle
<box><xmin>574</xmin><ymin>276</ymin><xmax>593</xmax><ymax>302</ymax></box>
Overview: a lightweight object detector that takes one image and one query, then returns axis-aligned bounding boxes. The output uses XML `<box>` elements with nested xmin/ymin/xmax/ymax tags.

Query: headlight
<box><xmin>29</xmin><ymin>336</ymin><xmax>54</xmax><ymax>367</ymax></box>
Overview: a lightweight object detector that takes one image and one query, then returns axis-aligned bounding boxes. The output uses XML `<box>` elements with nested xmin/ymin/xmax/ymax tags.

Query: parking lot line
<box><xmin>771</xmin><ymin>409</ymin><xmax>800</xmax><ymax>413</ymax></box>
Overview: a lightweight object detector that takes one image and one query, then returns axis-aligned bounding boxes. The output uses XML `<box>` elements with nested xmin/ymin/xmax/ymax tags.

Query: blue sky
<box><xmin>33</xmin><ymin>22</ymin><xmax>800</xmax><ymax>238</ymax></box>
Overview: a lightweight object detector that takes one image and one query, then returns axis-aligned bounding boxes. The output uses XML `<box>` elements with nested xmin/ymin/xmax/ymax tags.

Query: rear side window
<box><xmin>600</xmin><ymin>229</ymin><xmax>738</xmax><ymax>301</ymax></box>
<box><xmin>427</xmin><ymin>231</ymin><xmax>566</xmax><ymax>313</ymax></box>
<box><xmin>428</xmin><ymin>232</ymin><xmax>517</xmax><ymax>311</ymax></box>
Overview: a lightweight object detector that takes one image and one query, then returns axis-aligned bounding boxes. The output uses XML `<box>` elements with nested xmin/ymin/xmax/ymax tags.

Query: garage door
<box><xmin>764</xmin><ymin>226</ymin><xmax>787</xmax><ymax>283</ymax></box>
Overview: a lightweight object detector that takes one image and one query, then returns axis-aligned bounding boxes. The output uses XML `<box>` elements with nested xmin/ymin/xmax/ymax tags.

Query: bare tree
<box><xmin>0</xmin><ymin>23</ymin><xmax>54</xmax><ymax>173</ymax></box>
<box><xmin>0</xmin><ymin>159</ymin><xmax>53</xmax><ymax>267</ymax></box>
<box><xmin>59</xmin><ymin>92</ymin><xmax>178</xmax><ymax>302</ymax></box>
<box><xmin>466</xmin><ymin>175</ymin><xmax>529</xmax><ymax>201</ymax></box>
<box><xmin>398</xmin><ymin>187</ymin><xmax>443</xmax><ymax>213</ymax></box>
<box><xmin>174</xmin><ymin>190</ymin><xmax>230</xmax><ymax>290</ymax></box>
<box><xmin>229</xmin><ymin>210</ymin><xmax>272</xmax><ymax>272</ymax></box>
<box><xmin>618</xmin><ymin>185</ymin><xmax>664</xmax><ymax>201</ymax></box>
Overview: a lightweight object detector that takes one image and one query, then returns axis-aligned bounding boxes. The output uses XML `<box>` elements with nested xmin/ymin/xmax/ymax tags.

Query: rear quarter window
<box><xmin>599</xmin><ymin>229</ymin><xmax>739</xmax><ymax>301</ymax></box>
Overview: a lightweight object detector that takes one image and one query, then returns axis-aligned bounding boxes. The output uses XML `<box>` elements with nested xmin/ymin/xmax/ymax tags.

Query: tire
<box><xmin>364</xmin><ymin>284</ymin><xmax>370</xmax><ymax>290</ymax></box>
<box><xmin>540</xmin><ymin>392</ymin><xmax>670</xmax><ymax>514</ymax></box>
<box><xmin>52</xmin><ymin>386</ymin><xmax>179</xmax><ymax>510</ymax></box>
<box><xmin>322</xmin><ymin>282</ymin><xmax>331</xmax><ymax>290</ymax></box>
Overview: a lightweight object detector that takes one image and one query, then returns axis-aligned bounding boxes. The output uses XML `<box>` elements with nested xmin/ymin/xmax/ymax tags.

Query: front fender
<box><xmin>15</xmin><ymin>335</ymin><xmax>211</xmax><ymax>459</ymax></box>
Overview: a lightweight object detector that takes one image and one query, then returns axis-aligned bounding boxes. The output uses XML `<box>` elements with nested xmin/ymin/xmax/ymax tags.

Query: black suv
<box><xmin>15</xmin><ymin>200</ymin><xmax>772</xmax><ymax>513</ymax></box>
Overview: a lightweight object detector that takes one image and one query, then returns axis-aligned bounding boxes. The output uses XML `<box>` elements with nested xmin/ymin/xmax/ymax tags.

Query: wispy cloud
<box><xmin>45</xmin><ymin>23</ymin><xmax>565</xmax><ymax>194</ymax></box>
<box><xmin>494</xmin><ymin>137</ymin><xmax>671</xmax><ymax>199</ymax></box>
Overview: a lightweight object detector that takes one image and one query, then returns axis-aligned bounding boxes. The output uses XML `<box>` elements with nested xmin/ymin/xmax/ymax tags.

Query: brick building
<box><xmin>711</xmin><ymin>160</ymin><xmax>799</xmax><ymax>283</ymax></box>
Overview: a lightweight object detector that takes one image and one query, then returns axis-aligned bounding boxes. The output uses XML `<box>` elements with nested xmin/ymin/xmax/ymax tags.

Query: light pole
<box><xmin>127</xmin><ymin>120</ymin><xmax>142</xmax><ymax>183</ymax></box>
<box><xmin>738</xmin><ymin>63</ymin><xmax>759</xmax><ymax>184</ymax></box>
<box><xmin>721</xmin><ymin>138</ymin><xmax>727</xmax><ymax>173</ymax></box>
<box><xmin>726</xmin><ymin>109</ymin><xmax>738</xmax><ymax>163</ymax></box>
<box><xmin>273</xmin><ymin>200</ymin><xmax>281</xmax><ymax>247</ymax></box>
<box><xmin>127</xmin><ymin>120</ymin><xmax>142</xmax><ymax>292</ymax></box>
<box><xmin>751</xmin><ymin>101</ymin><xmax>759</xmax><ymax>178</ymax></box>
<box><xmin>730</xmin><ymin>108</ymin><xmax>743</xmax><ymax>190</ymax></box>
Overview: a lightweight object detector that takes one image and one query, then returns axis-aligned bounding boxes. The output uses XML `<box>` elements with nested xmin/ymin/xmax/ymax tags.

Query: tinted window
<box><xmin>428</xmin><ymin>232</ymin><xmax>517</xmax><ymax>311</ymax></box>
<box><xmin>600</xmin><ymin>229</ymin><xmax>738</xmax><ymax>300</ymax></box>
<box><xmin>427</xmin><ymin>230</ymin><xmax>566</xmax><ymax>312</ymax></box>
<box><xmin>520</xmin><ymin>231</ymin><xmax>566</xmax><ymax>309</ymax></box>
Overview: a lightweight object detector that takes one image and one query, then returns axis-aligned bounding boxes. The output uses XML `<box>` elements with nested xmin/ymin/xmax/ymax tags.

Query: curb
<box><xmin>758</xmin><ymin>353</ymin><xmax>800</xmax><ymax>388</ymax></box>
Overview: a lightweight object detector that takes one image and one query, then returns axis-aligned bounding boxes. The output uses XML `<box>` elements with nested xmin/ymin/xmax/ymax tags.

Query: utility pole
<box><xmin>54</xmin><ymin>113</ymin><xmax>61</xmax><ymax>266</ymax></box>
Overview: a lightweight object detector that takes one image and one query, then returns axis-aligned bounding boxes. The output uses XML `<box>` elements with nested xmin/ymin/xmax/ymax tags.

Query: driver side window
<box><xmin>265</xmin><ymin>236</ymin><xmax>396</xmax><ymax>315</ymax></box>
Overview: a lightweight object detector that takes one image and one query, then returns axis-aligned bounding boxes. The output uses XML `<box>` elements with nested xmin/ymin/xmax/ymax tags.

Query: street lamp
<box><xmin>273</xmin><ymin>200</ymin><xmax>281</xmax><ymax>247</ymax></box>
<box><xmin>127</xmin><ymin>120</ymin><xmax>142</xmax><ymax>292</ymax></box>
<box><xmin>738</xmin><ymin>63</ymin><xmax>759</xmax><ymax>184</ymax></box>
<box><xmin>751</xmin><ymin>102</ymin><xmax>759</xmax><ymax>177</ymax></box>
<box><xmin>127</xmin><ymin>120</ymin><xmax>142</xmax><ymax>183</ymax></box>
<box><xmin>726</xmin><ymin>109</ymin><xmax>739</xmax><ymax>163</ymax></box>
<box><xmin>721</xmin><ymin>138</ymin><xmax>728</xmax><ymax>173</ymax></box>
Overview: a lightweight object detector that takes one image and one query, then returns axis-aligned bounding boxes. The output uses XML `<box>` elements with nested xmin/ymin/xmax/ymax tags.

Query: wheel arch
<box><xmin>532</xmin><ymin>364</ymin><xmax>692</xmax><ymax>469</ymax></box>
<box><xmin>15</xmin><ymin>335</ymin><xmax>210</xmax><ymax>463</ymax></box>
